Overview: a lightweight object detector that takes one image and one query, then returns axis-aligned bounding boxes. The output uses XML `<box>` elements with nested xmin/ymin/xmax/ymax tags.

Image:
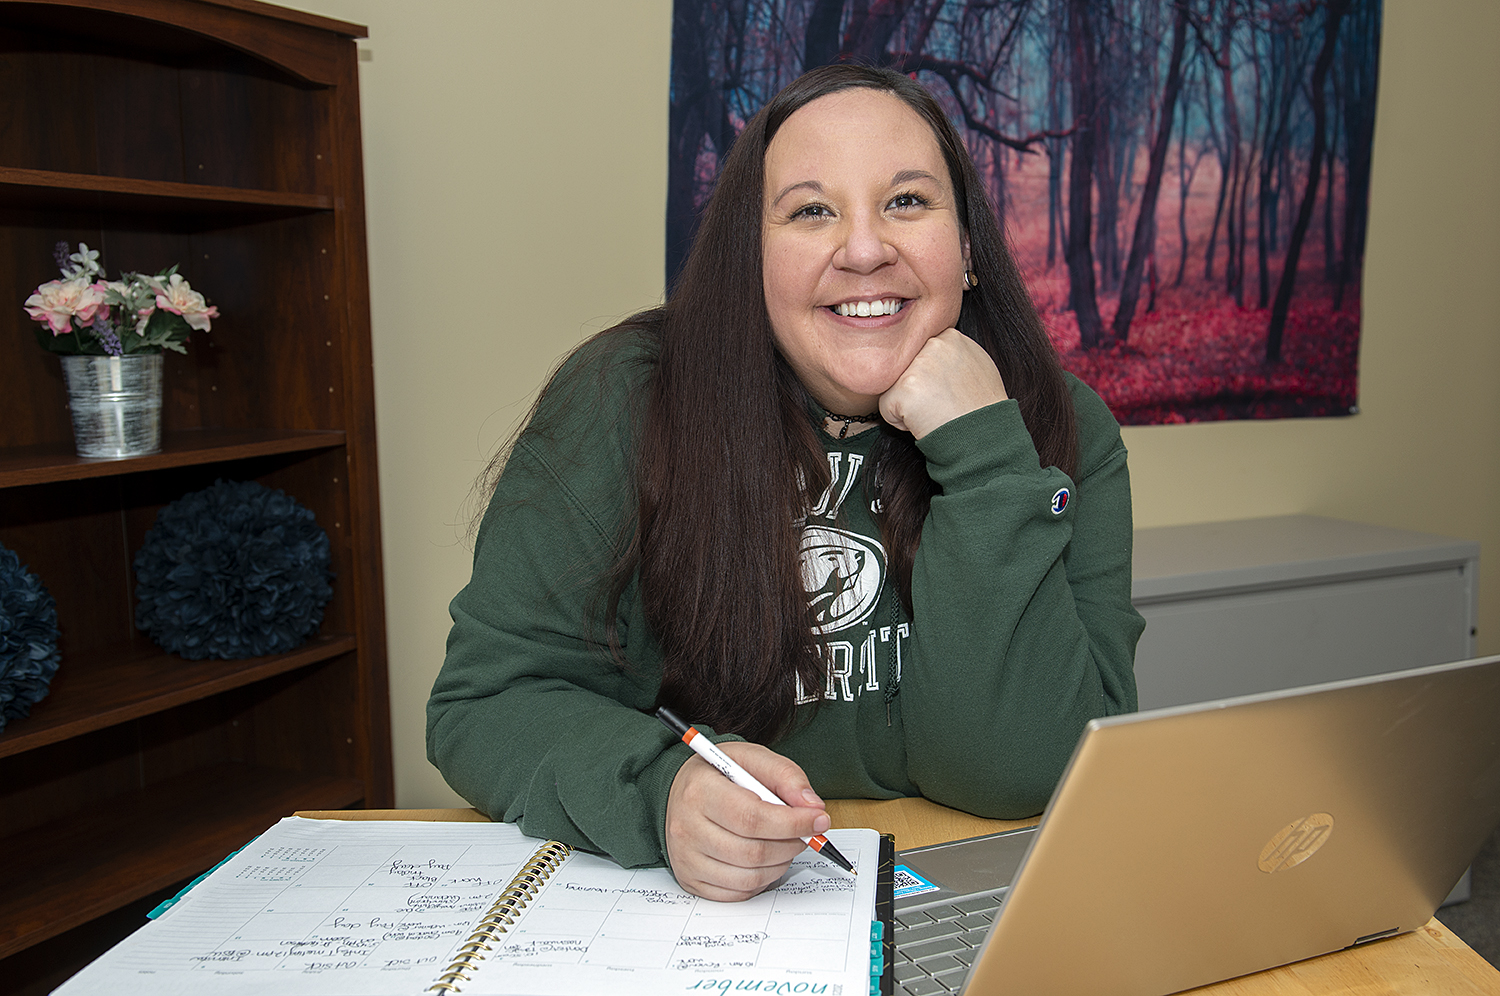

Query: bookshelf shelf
<box><xmin>0</xmin><ymin>633</ymin><xmax>358</xmax><ymax>758</ymax></box>
<box><xmin>0</xmin><ymin>763</ymin><xmax>365</xmax><ymax>959</ymax></box>
<box><xmin>0</xmin><ymin>166</ymin><xmax>333</xmax><ymax>217</ymax></box>
<box><xmin>0</xmin><ymin>428</ymin><xmax>346</xmax><ymax>488</ymax></box>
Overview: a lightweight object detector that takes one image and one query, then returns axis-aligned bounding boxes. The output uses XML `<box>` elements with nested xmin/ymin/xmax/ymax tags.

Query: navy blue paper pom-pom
<box><xmin>0</xmin><ymin>542</ymin><xmax>61</xmax><ymax>733</ymax></box>
<box><xmin>134</xmin><ymin>480</ymin><xmax>333</xmax><ymax>660</ymax></box>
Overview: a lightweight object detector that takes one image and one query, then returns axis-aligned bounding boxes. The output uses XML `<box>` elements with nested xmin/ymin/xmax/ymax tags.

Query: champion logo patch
<box><xmin>1050</xmin><ymin>487</ymin><xmax>1070</xmax><ymax>514</ymax></box>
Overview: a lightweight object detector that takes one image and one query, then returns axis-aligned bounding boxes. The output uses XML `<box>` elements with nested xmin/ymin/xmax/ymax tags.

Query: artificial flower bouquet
<box><xmin>23</xmin><ymin>242</ymin><xmax>219</xmax><ymax>356</ymax></box>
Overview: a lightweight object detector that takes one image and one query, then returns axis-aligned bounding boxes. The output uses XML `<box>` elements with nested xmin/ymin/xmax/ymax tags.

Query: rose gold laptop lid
<box><xmin>963</xmin><ymin>654</ymin><xmax>1500</xmax><ymax>996</ymax></box>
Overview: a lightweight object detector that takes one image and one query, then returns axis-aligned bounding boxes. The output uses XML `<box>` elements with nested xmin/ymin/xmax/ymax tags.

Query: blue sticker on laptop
<box><xmin>893</xmin><ymin>864</ymin><xmax>941</xmax><ymax>899</ymax></box>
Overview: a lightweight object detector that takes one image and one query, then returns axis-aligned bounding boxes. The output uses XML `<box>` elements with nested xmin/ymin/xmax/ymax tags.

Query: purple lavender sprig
<box><xmin>53</xmin><ymin>241</ymin><xmax>72</xmax><ymax>274</ymax></box>
<box><xmin>91</xmin><ymin>316</ymin><xmax>124</xmax><ymax>357</ymax></box>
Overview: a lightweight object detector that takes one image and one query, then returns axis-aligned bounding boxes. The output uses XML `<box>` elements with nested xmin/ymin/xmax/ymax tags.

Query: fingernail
<box><xmin>802</xmin><ymin>788</ymin><xmax>824</xmax><ymax>806</ymax></box>
<box><xmin>813</xmin><ymin>813</ymin><xmax>831</xmax><ymax>834</ymax></box>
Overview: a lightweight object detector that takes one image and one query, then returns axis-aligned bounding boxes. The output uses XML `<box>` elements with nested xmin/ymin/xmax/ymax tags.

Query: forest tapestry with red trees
<box><xmin>668</xmin><ymin>0</ymin><xmax>1381</xmax><ymax>424</ymax></box>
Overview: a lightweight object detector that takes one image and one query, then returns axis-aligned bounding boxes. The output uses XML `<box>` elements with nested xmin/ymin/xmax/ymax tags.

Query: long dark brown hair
<box><xmin>602</xmin><ymin>65</ymin><xmax>1076</xmax><ymax>743</ymax></box>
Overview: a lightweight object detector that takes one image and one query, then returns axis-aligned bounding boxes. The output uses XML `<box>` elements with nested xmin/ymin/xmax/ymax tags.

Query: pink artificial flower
<box><xmin>23</xmin><ymin>277</ymin><xmax>107</xmax><ymax>336</ymax></box>
<box><xmin>148</xmin><ymin>273</ymin><xmax>219</xmax><ymax>332</ymax></box>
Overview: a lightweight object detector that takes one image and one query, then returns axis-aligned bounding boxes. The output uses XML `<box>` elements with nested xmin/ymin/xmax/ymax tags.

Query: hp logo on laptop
<box><xmin>1258</xmin><ymin>813</ymin><xmax>1334</xmax><ymax>873</ymax></box>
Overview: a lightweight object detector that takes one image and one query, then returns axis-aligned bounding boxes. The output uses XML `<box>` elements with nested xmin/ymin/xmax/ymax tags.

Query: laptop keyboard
<box><xmin>893</xmin><ymin>892</ymin><xmax>1005</xmax><ymax>995</ymax></box>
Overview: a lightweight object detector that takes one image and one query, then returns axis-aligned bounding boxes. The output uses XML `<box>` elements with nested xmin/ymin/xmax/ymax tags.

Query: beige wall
<box><xmin>291</xmin><ymin>0</ymin><xmax>1500</xmax><ymax>808</ymax></box>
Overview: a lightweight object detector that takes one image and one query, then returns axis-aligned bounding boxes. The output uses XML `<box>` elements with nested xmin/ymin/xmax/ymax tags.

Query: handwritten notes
<box><xmin>457</xmin><ymin>832</ymin><xmax>878</xmax><ymax>996</ymax></box>
<box><xmin>54</xmin><ymin>818</ymin><xmax>546</xmax><ymax>996</ymax></box>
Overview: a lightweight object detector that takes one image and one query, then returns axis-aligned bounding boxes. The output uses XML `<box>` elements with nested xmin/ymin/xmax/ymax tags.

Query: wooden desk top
<box><xmin>297</xmin><ymin>804</ymin><xmax>1500</xmax><ymax>995</ymax></box>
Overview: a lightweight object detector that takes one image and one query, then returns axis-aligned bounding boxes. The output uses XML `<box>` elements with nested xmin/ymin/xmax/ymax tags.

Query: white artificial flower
<box><xmin>66</xmin><ymin>243</ymin><xmax>103</xmax><ymax>279</ymax></box>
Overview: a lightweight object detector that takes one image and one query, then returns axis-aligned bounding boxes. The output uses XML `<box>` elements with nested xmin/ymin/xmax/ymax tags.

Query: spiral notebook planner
<box><xmin>51</xmin><ymin>816</ymin><xmax>884</xmax><ymax>996</ymax></box>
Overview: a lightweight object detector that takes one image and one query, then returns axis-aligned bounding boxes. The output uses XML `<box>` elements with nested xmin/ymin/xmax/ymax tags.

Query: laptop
<box><xmin>890</xmin><ymin>654</ymin><xmax>1500</xmax><ymax>995</ymax></box>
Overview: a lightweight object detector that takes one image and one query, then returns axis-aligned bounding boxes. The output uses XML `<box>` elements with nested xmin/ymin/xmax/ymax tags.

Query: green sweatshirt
<box><xmin>428</xmin><ymin>330</ymin><xmax>1142</xmax><ymax>869</ymax></box>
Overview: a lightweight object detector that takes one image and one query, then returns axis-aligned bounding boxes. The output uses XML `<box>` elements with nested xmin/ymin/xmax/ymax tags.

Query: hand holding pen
<box><xmin>656</xmin><ymin>706</ymin><xmax>856</xmax><ymax>876</ymax></box>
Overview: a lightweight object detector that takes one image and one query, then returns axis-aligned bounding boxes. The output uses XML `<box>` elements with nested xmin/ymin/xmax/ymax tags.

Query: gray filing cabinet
<box><xmin>1130</xmin><ymin>516</ymin><xmax>1479</xmax><ymax>711</ymax></box>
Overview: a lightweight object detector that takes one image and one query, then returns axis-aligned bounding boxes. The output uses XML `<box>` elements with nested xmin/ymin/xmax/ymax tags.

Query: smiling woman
<box><xmin>761</xmin><ymin>89</ymin><xmax>980</xmax><ymax>432</ymax></box>
<box><xmin>428</xmin><ymin>64</ymin><xmax>1144</xmax><ymax>905</ymax></box>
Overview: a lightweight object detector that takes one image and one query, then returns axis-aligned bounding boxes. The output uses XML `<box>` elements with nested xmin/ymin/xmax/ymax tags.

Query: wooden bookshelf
<box><xmin>0</xmin><ymin>0</ymin><xmax>392</xmax><ymax>985</ymax></box>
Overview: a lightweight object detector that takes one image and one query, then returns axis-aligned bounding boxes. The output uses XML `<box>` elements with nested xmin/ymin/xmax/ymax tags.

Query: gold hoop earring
<box><xmin>963</xmin><ymin>269</ymin><xmax>979</xmax><ymax>290</ymax></box>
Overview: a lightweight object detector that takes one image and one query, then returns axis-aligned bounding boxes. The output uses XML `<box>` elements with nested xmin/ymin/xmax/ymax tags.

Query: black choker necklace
<box><xmin>823</xmin><ymin>408</ymin><xmax>881</xmax><ymax>440</ymax></box>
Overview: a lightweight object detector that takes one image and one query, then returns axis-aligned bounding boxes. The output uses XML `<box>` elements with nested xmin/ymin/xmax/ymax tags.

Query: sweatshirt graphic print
<box><xmin>795</xmin><ymin>444</ymin><xmax>909</xmax><ymax>707</ymax></box>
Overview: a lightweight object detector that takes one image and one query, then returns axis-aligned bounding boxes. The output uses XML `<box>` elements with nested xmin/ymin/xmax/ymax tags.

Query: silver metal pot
<box><xmin>60</xmin><ymin>354</ymin><xmax>163</xmax><ymax>458</ymax></box>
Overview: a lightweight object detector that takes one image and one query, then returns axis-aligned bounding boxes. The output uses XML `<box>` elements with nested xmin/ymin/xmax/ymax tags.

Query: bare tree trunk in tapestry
<box><xmin>1267</xmin><ymin>0</ymin><xmax>1349</xmax><ymax>364</ymax></box>
<box><xmin>1112</xmin><ymin>0</ymin><xmax>1188</xmax><ymax>343</ymax></box>
<box><xmin>1066</xmin><ymin>0</ymin><xmax>1105</xmax><ymax>348</ymax></box>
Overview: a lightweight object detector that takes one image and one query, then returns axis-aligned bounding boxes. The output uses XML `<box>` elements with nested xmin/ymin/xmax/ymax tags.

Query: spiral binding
<box><xmin>424</xmin><ymin>841</ymin><xmax>573</xmax><ymax>994</ymax></box>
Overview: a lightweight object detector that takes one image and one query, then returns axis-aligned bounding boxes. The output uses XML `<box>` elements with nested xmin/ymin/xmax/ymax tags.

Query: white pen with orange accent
<box><xmin>655</xmin><ymin>705</ymin><xmax>856</xmax><ymax>875</ymax></box>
